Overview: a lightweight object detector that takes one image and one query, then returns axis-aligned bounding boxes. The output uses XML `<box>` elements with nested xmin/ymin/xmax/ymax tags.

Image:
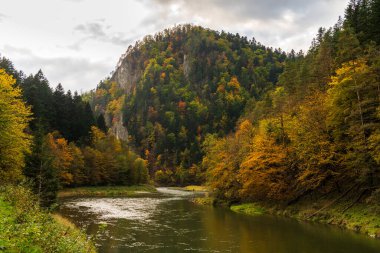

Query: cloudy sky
<box><xmin>0</xmin><ymin>0</ymin><xmax>348</xmax><ymax>92</ymax></box>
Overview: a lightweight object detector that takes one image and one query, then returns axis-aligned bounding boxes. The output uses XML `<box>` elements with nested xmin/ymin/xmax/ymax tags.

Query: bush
<box><xmin>0</xmin><ymin>185</ymin><xmax>96</xmax><ymax>253</ymax></box>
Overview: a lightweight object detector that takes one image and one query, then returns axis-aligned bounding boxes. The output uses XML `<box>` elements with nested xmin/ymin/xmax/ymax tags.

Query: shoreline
<box><xmin>229</xmin><ymin>201</ymin><xmax>380</xmax><ymax>239</ymax></box>
<box><xmin>191</xmin><ymin>191</ymin><xmax>380</xmax><ymax>240</ymax></box>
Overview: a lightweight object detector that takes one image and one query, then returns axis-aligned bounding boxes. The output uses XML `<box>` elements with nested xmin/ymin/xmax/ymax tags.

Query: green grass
<box><xmin>298</xmin><ymin>203</ymin><xmax>380</xmax><ymax>238</ymax></box>
<box><xmin>0</xmin><ymin>185</ymin><xmax>96</xmax><ymax>253</ymax></box>
<box><xmin>58</xmin><ymin>184</ymin><xmax>157</xmax><ymax>198</ymax></box>
<box><xmin>230</xmin><ymin>203</ymin><xmax>266</xmax><ymax>216</ymax></box>
<box><xmin>342</xmin><ymin>204</ymin><xmax>380</xmax><ymax>237</ymax></box>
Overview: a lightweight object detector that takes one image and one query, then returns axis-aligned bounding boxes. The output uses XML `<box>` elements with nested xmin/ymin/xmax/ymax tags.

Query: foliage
<box><xmin>1</xmin><ymin>57</ymin><xmax>150</xmax><ymax>207</ymax></box>
<box><xmin>345</xmin><ymin>0</ymin><xmax>380</xmax><ymax>45</ymax></box>
<box><xmin>19</xmin><ymin>71</ymin><xmax>95</xmax><ymax>143</ymax></box>
<box><xmin>0</xmin><ymin>69</ymin><xmax>31</xmax><ymax>183</ymax></box>
<box><xmin>25</xmin><ymin>126</ymin><xmax>150</xmax><ymax>204</ymax></box>
<box><xmin>0</xmin><ymin>185</ymin><xmax>96</xmax><ymax>253</ymax></box>
<box><xmin>203</xmin><ymin>1</ymin><xmax>380</xmax><ymax>205</ymax></box>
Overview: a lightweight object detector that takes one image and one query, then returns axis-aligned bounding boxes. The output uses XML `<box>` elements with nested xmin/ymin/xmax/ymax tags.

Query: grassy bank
<box><xmin>230</xmin><ymin>201</ymin><xmax>380</xmax><ymax>239</ymax></box>
<box><xmin>0</xmin><ymin>185</ymin><xmax>96</xmax><ymax>253</ymax></box>
<box><xmin>58</xmin><ymin>184</ymin><xmax>157</xmax><ymax>198</ymax></box>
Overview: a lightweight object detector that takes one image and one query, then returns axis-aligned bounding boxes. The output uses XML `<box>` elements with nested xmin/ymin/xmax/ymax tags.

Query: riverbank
<box><xmin>190</xmin><ymin>188</ymin><xmax>380</xmax><ymax>239</ymax></box>
<box><xmin>0</xmin><ymin>185</ymin><xmax>96</xmax><ymax>253</ymax></box>
<box><xmin>58</xmin><ymin>184</ymin><xmax>157</xmax><ymax>198</ymax></box>
<box><xmin>230</xmin><ymin>201</ymin><xmax>380</xmax><ymax>239</ymax></box>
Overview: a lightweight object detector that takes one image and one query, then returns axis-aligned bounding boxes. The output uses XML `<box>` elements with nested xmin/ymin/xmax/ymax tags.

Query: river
<box><xmin>58</xmin><ymin>187</ymin><xmax>380</xmax><ymax>253</ymax></box>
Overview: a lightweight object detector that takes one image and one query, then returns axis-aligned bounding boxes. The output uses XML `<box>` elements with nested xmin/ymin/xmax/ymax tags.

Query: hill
<box><xmin>90</xmin><ymin>25</ymin><xmax>286</xmax><ymax>185</ymax></box>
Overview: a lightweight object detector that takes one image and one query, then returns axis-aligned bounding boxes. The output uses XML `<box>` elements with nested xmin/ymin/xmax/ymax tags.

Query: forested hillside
<box><xmin>203</xmin><ymin>0</ymin><xmax>380</xmax><ymax>205</ymax></box>
<box><xmin>90</xmin><ymin>25</ymin><xmax>287</xmax><ymax>185</ymax></box>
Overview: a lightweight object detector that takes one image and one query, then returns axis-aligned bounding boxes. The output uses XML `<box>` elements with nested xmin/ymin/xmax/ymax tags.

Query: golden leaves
<box><xmin>0</xmin><ymin>69</ymin><xmax>32</xmax><ymax>183</ymax></box>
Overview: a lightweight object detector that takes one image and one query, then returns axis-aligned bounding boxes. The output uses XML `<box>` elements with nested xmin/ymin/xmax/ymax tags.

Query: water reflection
<box><xmin>59</xmin><ymin>189</ymin><xmax>380</xmax><ymax>253</ymax></box>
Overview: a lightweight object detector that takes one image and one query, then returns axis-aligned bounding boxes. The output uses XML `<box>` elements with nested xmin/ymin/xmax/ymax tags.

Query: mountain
<box><xmin>90</xmin><ymin>24</ymin><xmax>287</xmax><ymax>185</ymax></box>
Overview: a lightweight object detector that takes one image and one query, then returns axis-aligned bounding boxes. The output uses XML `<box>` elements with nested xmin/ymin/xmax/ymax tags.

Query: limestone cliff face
<box><xmin>105</xmin><ymin>50</ymin><xmax>191</xmax><ymax>141</ymax></box>
<box><xmin>111</xmin><ymin>112</ymin><xmax>128</xmax><ymax>140</ymax></box>
<box><xmin>111</xmin><ymin>52</ymin><xmax>142</xmax><ymax>93</ymax></box>
<box><xmin>102</xmin><ymin>108</ymin><xmax>127</xmax><ymax>140</ymax></box>
<box><xmin>104</xmin><ymin>53</ymin><xmax>144</xmax><ymax>140</ymax></box>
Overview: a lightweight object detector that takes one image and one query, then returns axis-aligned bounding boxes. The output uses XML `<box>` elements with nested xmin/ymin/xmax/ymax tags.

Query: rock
<box><xmin>110</xmin><ymin>112</ymin><xmax>128</xmax><ymax>141</ymax></box>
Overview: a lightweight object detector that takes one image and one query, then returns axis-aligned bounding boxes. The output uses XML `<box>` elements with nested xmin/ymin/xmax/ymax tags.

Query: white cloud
<box><xmin>2</xmin><ymin>45</ymin><xmax>111</xmax><ymax>92</ymax></box>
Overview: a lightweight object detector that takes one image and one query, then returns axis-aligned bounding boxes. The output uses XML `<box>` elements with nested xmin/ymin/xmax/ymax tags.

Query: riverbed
<box><xmin>58</xmin><ymin>187</ymin><xmax>380</xmax><ymax>253</ymax></box>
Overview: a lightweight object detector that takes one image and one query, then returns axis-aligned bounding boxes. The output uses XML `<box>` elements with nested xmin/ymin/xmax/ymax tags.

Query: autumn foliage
<box><xmin>203</xmin><ymin>4</ymin><xmax>380</xmax><ymax>203</ymax></box>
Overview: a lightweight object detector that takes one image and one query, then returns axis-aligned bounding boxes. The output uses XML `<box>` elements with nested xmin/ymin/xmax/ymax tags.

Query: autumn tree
<box><xmin>327</xmin><ymin>57</ymin><xmax>380</xmax><ymax>185</ymax></box>
<box><xmin>238</xmin><ymin>128</ymin><xmax>289</xmax><ymax>201</ymax></box>
<box><xmin>0</xmin><ymin>69</ymin><xmax>31</xmax><ymax>183</ymax></box>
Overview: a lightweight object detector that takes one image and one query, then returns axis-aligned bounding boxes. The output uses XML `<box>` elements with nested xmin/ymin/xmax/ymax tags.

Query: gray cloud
<box><xmin>0</xmin><ymin>13</ymin><xmax>7</xmax><ymax>22</ymax></box>
<box><xmin>73</xmin><ymin>21</ymin><xmax>134</xmax><ymax>48</ymax></box>
<box><xmin>148</xmin><ymin>0</ymin><xmax>335</xmax><ymax>20</ymax></box>
<box><xmin>150</xmin><ymin>0</ymin><xmax>303</xmax><ymax>20</ymax></box>
<box><xmin>2</xmin><ymin>45</ymin><xmax>111</xmax><ymax>92</ymax></box>
<box><xmin>141</xmin><ymin>0</ymin><xmax>346</xmax><ymax>50</ymax></box>
<box><xmin>63</xmin><ymin>0</ymin><xmax>85</xmax><ymax>2</ymax></box>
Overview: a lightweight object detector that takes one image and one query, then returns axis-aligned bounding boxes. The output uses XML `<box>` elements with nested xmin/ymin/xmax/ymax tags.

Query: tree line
<box><xmin>0</xmin><ymin>58</ymin><xmax>149</xmax><ymax>207</ymax></box>
<box><xmin>203</xmin><ymin>0</ymin><xmax>380</xmax><ymax>204</ymax></box>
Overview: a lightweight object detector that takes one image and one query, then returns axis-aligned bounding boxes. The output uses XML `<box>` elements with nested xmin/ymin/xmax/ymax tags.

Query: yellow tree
<box><xmin>288</xmin><ymin>92</ymin><xmax>338</xmax><ymax>195</ymax></box>
<box><xmin>204</xmin><ymin>135</ymin><xmax>241</xmax><ymax>201</ymax></box>
<box><xmin>238</xmin><ymin>122</ymin><xmax>289</xmax><ymax>201</ymax></box>
<box><xmin>0</xmin><ymin>69</ymin><xmax>31</xmax><ymax>183</ymax></box>
<box><xmin>45</xmin><ymin>132</ymin><xmax>74</xmax><ymax>186</ymax></box>
<box><xmin>68</xmin><ymin>142</ymin><xmax>86</xmax><ymax>186</ymax></box>
<box><xmin>203</xmin><ymin>120</ymin><xmax>254</xmax><ymax>201</ymax></box>
<box><xmin>327</xmin><ymin>58</ymin><xmax>380</xmax><ymax>184</ymax></box>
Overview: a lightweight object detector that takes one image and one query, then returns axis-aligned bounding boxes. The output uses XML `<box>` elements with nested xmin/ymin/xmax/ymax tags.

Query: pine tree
<box><xmin>24</xmin><ymin>128</ymin><xmax>59</xmax><ymax>207</ymax></box>
<box><xmin>96</xmin><ymin>114</ymin><xmax>108</xmax><ymax>133</ymax></box>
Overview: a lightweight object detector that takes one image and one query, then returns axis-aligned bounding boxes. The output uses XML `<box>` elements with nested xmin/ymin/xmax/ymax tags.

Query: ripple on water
<box><xmin>63</xmin><ymin>188</ymin><xmax>202</xmax><ymax>221</ymax></box>
<box><xmin>64</xmin><ymin>197</ymin><xmax>167</xmax><ymax>220</ymax></box>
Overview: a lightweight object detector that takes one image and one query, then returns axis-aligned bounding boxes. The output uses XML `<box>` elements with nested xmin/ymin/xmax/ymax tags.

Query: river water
<box><xmin>58</xmin><ymin>188</ymin><xmax>380</xmax><ymax>253</ymax></box>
